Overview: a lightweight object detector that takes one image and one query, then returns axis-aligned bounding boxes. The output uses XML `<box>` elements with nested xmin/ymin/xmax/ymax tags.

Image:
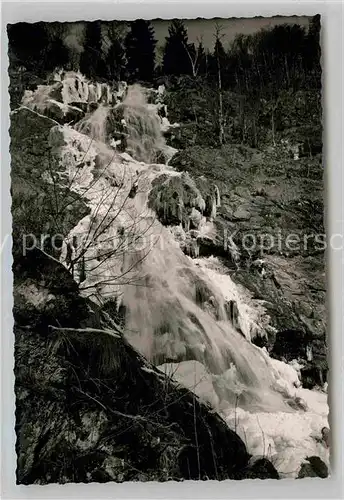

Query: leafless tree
<box><xmin>19</xmin><ymin>136</ymin><xmax>160</xmax><ymax>296</ymax></box>
<box><xmin>182</xmin><ymin>37</ymin><xmax>204</xmax><ymax>78</ymax></box>
<box><xmin>214</xmin><ymin>23</ymin><xmax>225</xmax><ymax>146</ymax></box>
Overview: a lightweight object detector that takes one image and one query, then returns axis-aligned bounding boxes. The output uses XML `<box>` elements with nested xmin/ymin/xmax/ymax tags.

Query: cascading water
<box><xmin>117</xmin><ymin>84</ymin><xmax>166</xmax><ymax>163</ymax></box>
<box><xmin>50</xmin><ymin>77</ymin><xmax>328</xmax><ymax>477</ymax></box>
<box><xmin>75</xmin><ymin>104</ymin><xmax>110</xmax><ymax>143</ymax></box>
<box><xmin>56</xmin><ymin>84</ymin><xmax>292</xmax><ymax>412</ymax></box>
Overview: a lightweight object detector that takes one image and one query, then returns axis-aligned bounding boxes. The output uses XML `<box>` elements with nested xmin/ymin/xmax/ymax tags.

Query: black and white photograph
<box><xmin>7</xmin><ymin>14</ymin><xmax>330</xmax><ymax>485</ymax></box>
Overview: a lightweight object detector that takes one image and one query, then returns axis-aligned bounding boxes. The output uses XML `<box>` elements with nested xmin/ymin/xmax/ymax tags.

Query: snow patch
<box><xmin>224</xmin><ymin>390</ymin><xmax>329</xmax><ymax>478</ymax></box>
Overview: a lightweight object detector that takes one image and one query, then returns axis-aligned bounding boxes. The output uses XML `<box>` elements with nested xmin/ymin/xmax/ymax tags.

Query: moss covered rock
<box><xmin>148</xmin><ymin>172</ymin><xmax>206</xmax><ymax>227</ymax></box>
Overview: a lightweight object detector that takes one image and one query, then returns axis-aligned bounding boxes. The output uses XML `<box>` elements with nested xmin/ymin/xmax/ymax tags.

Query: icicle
<box><xmin>88</xmin><ymin>84</ymin><xmax>96</xmax><ymax>102</ymax></box>
<box><xmin>210</xmin><ymin>197</ymin><xmax>217</xmax><ymax>220</ymax></box>
<box><xmin>214</xmin><ymin>184</ymin><xmax>221</xmax><ymax>207</ymax></box>
<box><xmin>306</xmin><ymin>344</ymin><xmax>313</xmax><ymax>361</ymax></box>
<box><xmin>96</xmin><ymin>82</ymin><xmax>102</xmax><ymax>102</ymax></box>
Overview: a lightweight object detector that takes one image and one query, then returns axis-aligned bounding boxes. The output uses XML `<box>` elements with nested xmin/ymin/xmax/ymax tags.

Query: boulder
<box><xmin>148</xmin><ymin>172</ymin><xmax>206</xmax><ymax>227</ymax></box>
<box><xmin>27</xmin><ymin>99</ymin><xmax>85</xmax><ymax>125</ymax></box>
<box><xmin>236</xmin><ymin>457</ymin><xmax>280</xmax><ymax>480</ymax></box>
<box><xmin>13</xmin><ymin>248</ymin><xmax>90</xmax><ymax>329</ymax></box>
<box><xmin>297</xmin><ymin>456</ymin><xmax>329</xmax><ymax>479</ymax></box>
<box><xmin>233</xmin><ymin>206</ymin><xmax>251</xmax><ymax>221</ymax></box>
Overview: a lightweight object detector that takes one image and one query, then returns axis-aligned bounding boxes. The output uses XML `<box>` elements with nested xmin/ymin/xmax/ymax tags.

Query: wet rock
<box><xmin>148</xmin><ymin>172</ymin><xmax>206</xmax><ymax>227</ymax></box>
<box><xmin>22</xmin><ymin>81</ymin><xmax>85</xmax><ymax>124</ymax></box>
<box><xmin>196</xmin><ymin>235</ymin><xmax>233</xmax><ymax>263</ymax></box>
<box><xmin>301</xmin><ymin>363</ymin><xmax>328</xmax><ymax>389</ymax></box>
<box><xmin>321</xmin><ymin>427</ymin><xmax>330</xmax><ymax>448</ymax></box>
<box><xmin>225</xmin><ymin>300</ymin><xmax>241</xmax><ymax>332</ymax></box>
<box><xmin>237</xmin><ymin>457</ymin><xmax>280</xmax><ymax>480</ymax></box>
<box><xmin>251</xmin><ymin>325</ymin><xmax>276</xmax><ymax>351</ymax></box>
<box><xmin>233</xmin><ymin>206</ymin><xmax>251</xmax><ymax>221</ymax></box>
<box><xmin>271</xmin><ymin>328</ymin><xmax>310</xmax><ymax>361</ymax></box>
<box><xmin>189</xmin><ymin>207</ymin><xmax>203</xmax><ymax>229</ymax></box>
<box><xmin>286</xmin><ymin>396</ymin><xmax>308</xmax><ymax>411</ymax></box>
<box><xmin>297</xmin><ymin>456</ymin><xmax>329</xmax><ymax>478</ymax></box>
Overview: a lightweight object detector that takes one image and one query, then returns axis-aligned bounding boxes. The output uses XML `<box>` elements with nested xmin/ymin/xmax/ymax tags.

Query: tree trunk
<box><xmin>284</xmin><ymin>55</ymin><xmax>290</xmax><ymax>87</ymax></box>
<box><xmin>217</xmin><ymin>53</ymin><xmax>224</xmax><ymax>146</ymax></box>
<box><xmin>271</xmin><ymin>111</ymin><xmax>275</xmax><ymax>146</ymax></box>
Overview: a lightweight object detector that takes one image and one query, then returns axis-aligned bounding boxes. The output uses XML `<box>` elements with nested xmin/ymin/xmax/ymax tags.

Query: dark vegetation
<box><xmin>8</xmin><ymin>16</ymin><xmax>321</xmax><ymax>154</ymax></box>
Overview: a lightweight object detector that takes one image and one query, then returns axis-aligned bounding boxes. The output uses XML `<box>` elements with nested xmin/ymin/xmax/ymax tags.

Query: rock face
<box><xmin>10</xmin><ymin>107</ymin><xmax>90</xmax><ymax>259</ymax></box>
<box><xmin>169</xmin><ymin>145</ymin><xmax>327</xmax><ymax>388</ymax></box>
<box><xmin>14</xmin><ymin>249</ymin><xmax>260</xmax><ymax>484</ymax></box>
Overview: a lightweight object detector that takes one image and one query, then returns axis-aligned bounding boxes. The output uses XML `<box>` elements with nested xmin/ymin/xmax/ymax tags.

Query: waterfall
<box><xmin>57</xmin><ymin>91</ymin><xmax>294</xmax><ymax>414</ymax></box>
<box><xmin>51</xmin><ymin>75</ymin><xmax>329</xmax><ymax>476</ymax></box>
<box><xmin>26</xmin><ymin>71</ymin><xmax>327</xmax><ymax>478</ymax></box>
<box><xmin>122</xmin><ymin>237</ymin><xmax>290</xmax><ymax>412</ymax></box>
<box><xmin>75</xmin><ymin>104</ymin><xmax>110</xmax><ymax>143</ymax></box>
<box><xmin>117</xmin><ymin>84</ymin><xmax>166</xmax><ymax>163</ymax></box>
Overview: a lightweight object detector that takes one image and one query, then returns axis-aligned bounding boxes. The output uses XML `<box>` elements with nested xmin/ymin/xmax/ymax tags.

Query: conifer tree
<box><xmin>163</xmin><ymin>20</ymin><xmax>193</xmax><ymax>76</ymax></box>
<box><xmin>106</xmin><ymin>23</ymin><xmax>127</xmax><ymax>81</ymax></box>
<box><xmin>304</xmin><ymin>14</ymin><xmax>321</xmax><ymax>87</ymax></box>
<box><xmin>7</xmin><ymin>22</ymin><xmax>49</xmax><ymax>73</ymax></box>
<box><xmin>45</xmin><ymin>23</ymin><xmax>69</xmax><ymax>72</ymax></box>
<box><xmin>80</xmin><ymin>21</ymin><xmax>106</xmax><ymax>80</ymax></box>
<box><xmin>125</xmin><ymin>20</ymin><xmax>156</xmax><ymax>82</ymax></box>
<box><xmin>196</xmin><ymin>41</ymin><xmax>207</xmax><ymax>76</ymax></box>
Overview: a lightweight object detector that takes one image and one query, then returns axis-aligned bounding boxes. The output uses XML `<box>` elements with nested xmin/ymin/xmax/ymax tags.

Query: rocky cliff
<box><xmin>169</xmin><ymin>145</ymin><xmax>327</xmax><ymax>388</ymax></box>
<box><xmin>14</xmin><ymin>248</ymin><xmax>278</xmax><ymax>484</ymax></box>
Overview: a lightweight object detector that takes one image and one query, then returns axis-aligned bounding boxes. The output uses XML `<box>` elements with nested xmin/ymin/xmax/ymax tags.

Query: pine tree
<box><xmin>7</xmin><ymin>22</ymin><xmax>49</xmax><ymax>73</ymax></box>
<box><xmin>125</xmin><ymin>20</ymin><xmax>156</xmax><ymax>82</ymax></box>
<box><xmin>45</xmin><ymin>24</ymin><xmax>69</xmax><ymax>72</ymax></box>
<box><xmin>196</xmin><ymin>41</ymin><xmax>207</xmax><ymax>76</ymax></box>
<box><xmin>80</xmin><ymin>21</ymin><xmax>106</xmax><ymax>80</ymax></box>
<box><xmin>106</xmin><ymin>23</ymin><xmax>127</xmax><ymax>81</ymax></box>
<box><xmin>304</xmin><ymin>14</ymin><xmax>321</xmax><ymax>87</ymax></box>
<box><xmin>163</xmin><ymin>20</ymin><xmax>193</xmax><ymax>76</ymax></box>
<box><xmin>208</xmin><ymin>37</ymin><xmax>228</xmax><ymax>82</ymax></box>
<box><xmin>213</xmin><ymin>25</ymin><xmax>226</xmax><ymax>145</ymax></box>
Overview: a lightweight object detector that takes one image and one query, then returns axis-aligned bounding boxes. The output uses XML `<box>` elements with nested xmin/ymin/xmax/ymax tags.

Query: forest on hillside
<box><xmin>8</xmin><ymin>16</ymin><xmax>321</xmax><ymax>152</ymax></box>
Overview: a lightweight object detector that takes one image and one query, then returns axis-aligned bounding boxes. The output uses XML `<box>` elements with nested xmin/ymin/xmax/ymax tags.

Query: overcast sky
<box><xmin>151</xmin><ymin>16</ymin><xmax>311</xmax><ymax>53</ymax></box>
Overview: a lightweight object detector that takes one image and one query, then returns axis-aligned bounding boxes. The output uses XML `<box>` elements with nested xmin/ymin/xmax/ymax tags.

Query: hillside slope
<box><xmin>14</xmin><ymin>248</ymin><xmax>267</xmax><ymax>484</ymax></box>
